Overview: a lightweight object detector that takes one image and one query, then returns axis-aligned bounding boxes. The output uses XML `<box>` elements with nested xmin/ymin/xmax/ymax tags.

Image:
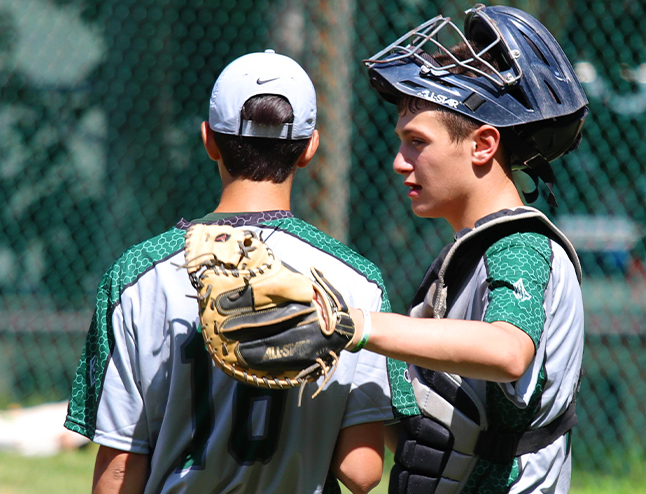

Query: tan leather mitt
<box><xmin>182</xmin><ymin>224</ymin><xmax>358</xmax><ymax>399</ymax></box>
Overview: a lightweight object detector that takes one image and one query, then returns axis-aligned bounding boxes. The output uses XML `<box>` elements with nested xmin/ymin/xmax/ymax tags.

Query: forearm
<box><xmin>352</xmin><ymin>309</ymin><xmax>534</xmax><ymax>382</ymax></box>
<box><xmin>93</xmin><ymin>446</ymin><xmax>149</xmax><ymax>494</ymax></box>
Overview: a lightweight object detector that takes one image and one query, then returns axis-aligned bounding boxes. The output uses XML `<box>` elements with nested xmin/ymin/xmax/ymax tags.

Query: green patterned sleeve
<box><xmin>387</xmin><ymin>358</ymin><xmax>420</xmax><ymax>418</ymax></box>
<box><xmin>65</xmin><ymin>227</ymin><xmax>186</xmax><ymax>440</ymax></box>
<box><xmin>64</xmin><ymin>267</ymin><xmax>117</xmax><ymax>439</ymax></box>
<box><xmin>483</xmin><ymin>233</ymin><xmax>552</xmax><ymax>347</ymax></box>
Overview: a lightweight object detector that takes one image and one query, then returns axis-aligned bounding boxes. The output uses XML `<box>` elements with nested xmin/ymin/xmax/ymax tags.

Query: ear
<box><xmin>201</xmin><ymin>121</ymin><xmax>221</xmax><ymax>161</ymax></box>
<box><xmin>296</xmin><ymin>129</ymin><xmax>320</xmax><ymax>169</ymax></box>
<box><xmin>471</xmin><ymin>125</ymin><xmax>500</xmax><ymax>166</ymax></box>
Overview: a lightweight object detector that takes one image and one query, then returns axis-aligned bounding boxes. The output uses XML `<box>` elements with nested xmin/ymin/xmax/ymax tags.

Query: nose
<box><xmin>393</xmin><ymin>148</ymin><xmax>413</xmax><ymax>176</ymax></box>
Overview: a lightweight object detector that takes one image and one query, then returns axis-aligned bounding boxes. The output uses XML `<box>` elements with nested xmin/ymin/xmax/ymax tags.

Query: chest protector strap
<box><xmin>390</xmin><ymin>208</ymin><xmax>581</xmax><ymax>494</ymax></box>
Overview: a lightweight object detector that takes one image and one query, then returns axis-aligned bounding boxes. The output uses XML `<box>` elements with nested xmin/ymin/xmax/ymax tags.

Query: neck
<box><xmin>447</xmin><ymin>176</ymin><xmax>525</xmax><ymax>232</ymax></box>
<box><xmin>215</xmin><ymin>178</ymin><xmax>292</xmax><ymax>213</ymax></box>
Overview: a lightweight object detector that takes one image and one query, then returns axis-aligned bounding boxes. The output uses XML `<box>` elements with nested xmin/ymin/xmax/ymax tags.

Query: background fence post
<box><xmin>308</xmin><ymin>0</ymin><xmax>354</xmax><ymax>243</ymax></box>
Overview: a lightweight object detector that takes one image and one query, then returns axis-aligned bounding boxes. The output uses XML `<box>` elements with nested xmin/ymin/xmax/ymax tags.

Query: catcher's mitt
<box><xmin>182</xmin><ymin>224</ymin><xmax>359</xmax><ymax>401</ymax></box>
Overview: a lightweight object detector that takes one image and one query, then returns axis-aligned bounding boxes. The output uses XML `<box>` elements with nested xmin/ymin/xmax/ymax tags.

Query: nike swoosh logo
<box><xmin>257</xmin><ymin>77</ymin><xmax>280</xmax><ymax>85</ymax></box>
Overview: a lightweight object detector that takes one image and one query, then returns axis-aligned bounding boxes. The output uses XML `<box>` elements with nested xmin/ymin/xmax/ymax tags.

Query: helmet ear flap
<box><xmin>565</xmin><ymin>108</ymin><xmax>588</xmax><ymax>154</ymax></box>
<box><xmin>568</xmin><ymin>133</ymin><xmax>583</xmax><ymax>154</ymax></box>
<box><xmin>505</xmin><ymin>106</ymin><xmax>588</xmax><ymax>177</ymax></box>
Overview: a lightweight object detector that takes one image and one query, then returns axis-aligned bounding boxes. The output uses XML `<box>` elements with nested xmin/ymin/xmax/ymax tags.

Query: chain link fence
<box><xmin>1</xmin><ymin>0</ymin><xmax>645</xmax><ymax>474</ymax></box>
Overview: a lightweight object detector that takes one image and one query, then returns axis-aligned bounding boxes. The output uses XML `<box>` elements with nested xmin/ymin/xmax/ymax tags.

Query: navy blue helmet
<box><xmin>364</xmin><ymin>4</ymin><xmax>589</xmax><ymax>204</ymax></box>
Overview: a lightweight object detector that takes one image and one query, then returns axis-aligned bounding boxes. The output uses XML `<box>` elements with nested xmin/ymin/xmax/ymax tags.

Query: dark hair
<box><xmin>212</xmin><ymin>95</ymin><xmax>310</xmax><ymax>183</ymax></box>
<box><xmin>397</xmin><ymin>96</ymin><xmax>481</xmax><ymax>144</ymax></box>
<box><xmin>398</xmin><ymin>42</ymin><xmax>511</xmax><ymax>169</ymax></box>
<box><xmin>397</xmin><ymin>41</ymin><xmax>501</xmax><ymax>143</ymax></box>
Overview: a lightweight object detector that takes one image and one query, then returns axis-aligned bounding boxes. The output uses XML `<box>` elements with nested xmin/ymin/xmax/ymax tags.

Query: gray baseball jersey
<box><xmin>462</xmin><ymin>231</ymin><xmax>583</xmax><ymax>493</ymax></box>
<box><xmin>390</xmin><ymin>209</ymin><xmax>584</xmax><ymax>493</ymax></box>
<box><xmin>65</xmin><ymin>210</ymin><xmax>393</xmax><ymax>494</ymax></box>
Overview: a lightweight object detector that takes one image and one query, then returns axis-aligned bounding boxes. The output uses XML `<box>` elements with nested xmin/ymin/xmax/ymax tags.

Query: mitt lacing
<box><xmin>294</xmin><ymin>350</ymin><xmax>340</xmax><ymax>405</ymax></box>
<box><xmin>182</xmin><ymin>250</ymin><xmax>275</xmax><ymax>293</ymax></box>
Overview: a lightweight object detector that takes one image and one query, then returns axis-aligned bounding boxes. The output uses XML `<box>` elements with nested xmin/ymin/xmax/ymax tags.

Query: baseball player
<box><xmin>64</xmin><ymin>50</ymin><xmax>393</xmax><ymax>493</ymax></box>
<box><xmin>339</xmin><ymin>5</ymin><xmax>587</xmax><ymax>493</ymax></box>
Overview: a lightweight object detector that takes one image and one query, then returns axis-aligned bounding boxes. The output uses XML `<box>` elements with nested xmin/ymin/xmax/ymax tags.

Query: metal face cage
<box><xmin>363</xmin><ymin>4</ymin><xmax>523</xmax><ymax>89</ymax></box>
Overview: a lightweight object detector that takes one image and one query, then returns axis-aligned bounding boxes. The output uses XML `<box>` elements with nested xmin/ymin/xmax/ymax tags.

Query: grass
<box><xmin>571</xmin><ymin>457</ymin><xmax>646</xmax><ymax>494</ymax></box>
<box><xmin>0</xmin><ymin>443</ymin><xmax>643</xmax><ymax>494</ymax></box>
<box><xmin>570</xmin><ymin>472</ymin><xmax>646</xmax><ymax>494</ymax></box>
<box><xmin>0</xmin><ymin>443</ymin><xmax>97</xmax><ymax>494</ymax></box>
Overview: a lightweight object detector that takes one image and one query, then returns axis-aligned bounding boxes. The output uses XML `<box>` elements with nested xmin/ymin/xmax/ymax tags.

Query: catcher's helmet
<box><xmin>364</xmin><ymin>4</ymin><xmax>589</xmax><ymax>204</ymax></box>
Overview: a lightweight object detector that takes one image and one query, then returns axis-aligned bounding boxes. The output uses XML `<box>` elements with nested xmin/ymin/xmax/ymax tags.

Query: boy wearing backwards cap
<box><xmin>64</xmin><ymin>50</ymin><xmax>393</xmax><ymax>494</ymax></box>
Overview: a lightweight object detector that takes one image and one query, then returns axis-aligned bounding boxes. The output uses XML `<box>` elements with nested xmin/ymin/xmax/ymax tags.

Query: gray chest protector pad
<box><xmin>391</xmin><ymin>208</ymin><xmax>582</xmax><ymax>494</ymax></box>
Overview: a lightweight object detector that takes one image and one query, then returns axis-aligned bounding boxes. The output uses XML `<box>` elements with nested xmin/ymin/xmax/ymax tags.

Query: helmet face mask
<box><xmin>364</xmin><ymin>3</ymin><xmax>589</xmax><ymax>204</ymax></box>
<box><xmin>364</xmin><ymin>7</ymin><xmax>523</xmax><ymax>89</ymax></box>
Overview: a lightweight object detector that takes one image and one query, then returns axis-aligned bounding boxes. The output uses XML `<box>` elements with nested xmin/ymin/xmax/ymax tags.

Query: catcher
<box><xmin>211</xmin><ymin>6</ymin><xmax>587</xmax><ymax>494</ymax></box>
<box><xmin>64</xmin><ymin>50</ymin><xmax>393</xmax><ymax>494</ymax></box>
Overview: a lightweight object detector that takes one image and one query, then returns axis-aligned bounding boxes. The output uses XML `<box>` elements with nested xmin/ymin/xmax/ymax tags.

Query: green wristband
<box><xmin>352</xmin><ymin>308</ymin><xmax>371</xmax><ymax>352</ymax></box>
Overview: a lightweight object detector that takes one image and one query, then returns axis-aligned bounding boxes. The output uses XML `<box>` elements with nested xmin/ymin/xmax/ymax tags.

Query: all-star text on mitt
<box><xmin>181</xmin><ymin>224</ymin><xmax>362</xmax><ymax>400</ymax></box>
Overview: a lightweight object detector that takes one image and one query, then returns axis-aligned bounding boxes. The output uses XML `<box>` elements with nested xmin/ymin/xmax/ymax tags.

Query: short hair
<box><xmin>397</xmin><ymin>41</ymin><xmax>500</xmax><ymax>144</ymax></box>
<box><xmin>398</xmin><ymin>42</ymin><xmax>511</xmax><ymax>169</ymax></box>
<box><xmin>212</xmin><ymin>95</ymin><xmax>310</xmax><ymax>183</ymax></box>
<box><xmin>397</xmin><ymin>96</ymin><xmax>481</xmax><ymax>144</ymax></box>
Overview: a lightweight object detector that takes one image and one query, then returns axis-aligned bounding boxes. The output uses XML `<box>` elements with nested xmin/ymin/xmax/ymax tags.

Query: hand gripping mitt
<box><xmin>182</xmin><ymin>224</ymin><xmax>360</xmax><ymax>400</ymax></box>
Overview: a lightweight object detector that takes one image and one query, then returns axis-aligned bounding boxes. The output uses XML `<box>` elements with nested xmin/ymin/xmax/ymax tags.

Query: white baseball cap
<box><xmin>209</xmin><ymin>50</ymin><xmax>316</xmax><ymax>140</ymax></box>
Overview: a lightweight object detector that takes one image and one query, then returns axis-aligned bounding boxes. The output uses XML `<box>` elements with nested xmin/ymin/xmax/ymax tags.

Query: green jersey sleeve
<box><xmin>484</xmin><ymin>232</ymin><xmax>552</xmax><ymax>347</ymax></box>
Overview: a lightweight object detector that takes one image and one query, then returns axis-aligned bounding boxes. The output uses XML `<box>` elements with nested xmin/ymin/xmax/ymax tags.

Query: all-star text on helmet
<box><xmin>364</xmin><ymin>3</ymin><xmax>589</xmax><ymax>205</ymax></box>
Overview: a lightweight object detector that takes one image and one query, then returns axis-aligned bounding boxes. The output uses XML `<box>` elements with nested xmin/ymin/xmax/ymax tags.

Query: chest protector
<box><xmin>390</xmin><ymin>208</ymin><xmax>582</xmax><ymax>494</ymax></box>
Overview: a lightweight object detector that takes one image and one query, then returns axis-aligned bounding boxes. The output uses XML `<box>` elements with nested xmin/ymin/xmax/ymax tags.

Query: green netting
<box><xmin>2</xmin><ymin>0</ymin><xmax>645</xmax><ymax>473</ymax></box>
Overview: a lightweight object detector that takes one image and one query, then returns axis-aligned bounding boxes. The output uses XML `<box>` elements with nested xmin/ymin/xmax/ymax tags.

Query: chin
<box><xmin>411</xmin><ymin>206</ymin><xmax>436</xmax><ymax>219</ymax></box>
<box><xmin>411</xmin><ymin>200</ymin><xmax>447</xmax><ymax>219</ymax></box>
